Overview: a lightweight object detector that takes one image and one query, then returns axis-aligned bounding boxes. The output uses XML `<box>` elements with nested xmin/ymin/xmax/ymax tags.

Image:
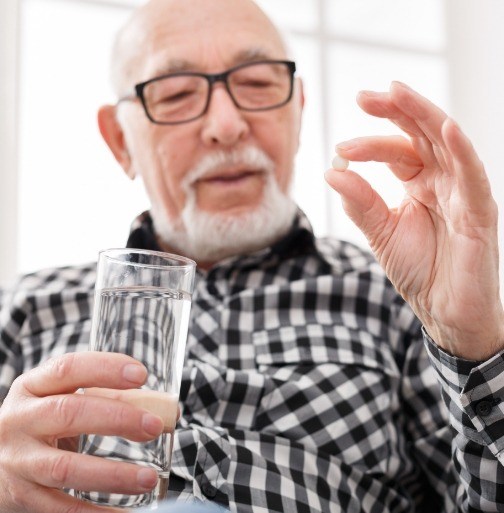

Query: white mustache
<box><xmin>182</xmin><ymin>147</ymin><xmax>276</xmax><ymax>193</ymax></box>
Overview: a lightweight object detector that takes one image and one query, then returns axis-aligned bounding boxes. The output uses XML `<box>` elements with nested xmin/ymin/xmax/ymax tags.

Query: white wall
<box><xmin>0</xmin><ymin>0</ymin><xmax>503</xmax><ymax>295</ymax></box>
<box><xmin>0</xmin><ymin>0</ymin><xmax>19</xmax><ymax>287</ymax></box>
<box><xmin>445</xmin><ymin>0</ymin><xmax>504</xmax><ymax>295</ymax></box>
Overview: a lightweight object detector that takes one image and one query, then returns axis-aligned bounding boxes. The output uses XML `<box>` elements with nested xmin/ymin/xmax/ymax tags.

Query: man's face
<box><xmin>114</xmin><ymin>0</ymin><xmax>303</xmax><ymax>258</ymax></box>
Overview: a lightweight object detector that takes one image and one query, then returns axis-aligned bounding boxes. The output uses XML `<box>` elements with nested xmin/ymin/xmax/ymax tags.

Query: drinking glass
<box><xmin>76</xmin><ymin>248</ymin><xmax>196</xmax><ymax>509</ymax></box>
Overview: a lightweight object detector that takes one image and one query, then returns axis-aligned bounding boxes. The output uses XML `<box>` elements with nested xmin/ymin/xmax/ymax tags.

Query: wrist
<box><xmin>422</xmin><ymin>321</ymin><xmax>504</xmax><ymax>362</ymax></box>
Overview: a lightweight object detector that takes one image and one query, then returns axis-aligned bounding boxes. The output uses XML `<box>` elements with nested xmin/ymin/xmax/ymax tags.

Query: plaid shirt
<box><xmin>1</xmin><ymin>210</ymin><xmax>503</xmax><ymax>512</ymax></box>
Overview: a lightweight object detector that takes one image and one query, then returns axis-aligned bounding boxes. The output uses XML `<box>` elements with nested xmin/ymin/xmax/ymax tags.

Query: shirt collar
<box><xmin>126</xmin><ymin>209</ymin><xmax>319</xmax><ymax>271</ymax></box>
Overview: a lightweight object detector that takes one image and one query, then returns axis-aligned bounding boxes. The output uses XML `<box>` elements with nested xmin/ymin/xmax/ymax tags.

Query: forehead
<box><xmin>132</xmin><ymin>0</ymin><xmax>287</xmax><ymax>80</ymax></box>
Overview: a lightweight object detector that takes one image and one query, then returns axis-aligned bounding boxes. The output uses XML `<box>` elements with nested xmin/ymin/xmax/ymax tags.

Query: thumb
<box><xmin>324</xmin><ymin>168</ymin><xmax>391</xmax><ymax>248</ymax></box>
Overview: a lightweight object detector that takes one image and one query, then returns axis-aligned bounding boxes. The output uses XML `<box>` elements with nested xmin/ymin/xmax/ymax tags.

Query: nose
<box><xmin>200</xmin><ymin>84</ymin><xmax>249</xmax><ymax>147</ymax></box>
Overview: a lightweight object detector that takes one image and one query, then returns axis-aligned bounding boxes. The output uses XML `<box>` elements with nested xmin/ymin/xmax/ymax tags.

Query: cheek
<box><xmin>151</xmin><ymin>130</ymin><xmax>205</xmax><ymax>215</ymax></box>
<box><xmin>127</xmin><ymin>134</ymin><xmax>185</xmax><ymax>217</ymax></box>
<box><xmin>253</xmin><ymin>113</ymin><xmax>298</xmax><ymax>190</ymax></box>
<box><xmin>153</xmin><ymin>145</ymin><xmax>187</xmax><ymax>204</ymax></box>
<box><xmin>152</xmin><ymin>127</ymin><xmax>199</xmax><ymax>173</ymax></box>
<box><xmin>135</xmin><ymin>130</ymin><xmax>179</xmax><ymax>183</ymax></box>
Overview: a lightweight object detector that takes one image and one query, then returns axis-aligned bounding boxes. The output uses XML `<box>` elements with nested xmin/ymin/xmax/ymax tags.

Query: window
<box><xmin>17</xmin><ymin>0</ymin><xmax>149</xmax><ymax>274</ymax></box>
<box><xmin>6</xmin><ymin>0</ymin><xmax>497</xmax><ymax>285</ymax></box>
<box><xmin>257</xmin><ymin>0</ymin><xmax>448</xmax><ymax>248</ymax></box>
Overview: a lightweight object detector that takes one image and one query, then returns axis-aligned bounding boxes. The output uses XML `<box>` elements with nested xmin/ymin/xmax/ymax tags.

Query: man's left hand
<box><xmin>325</xmin><ymin>81</ymin><xmax>504</xmax><ymax>361</ymax></box>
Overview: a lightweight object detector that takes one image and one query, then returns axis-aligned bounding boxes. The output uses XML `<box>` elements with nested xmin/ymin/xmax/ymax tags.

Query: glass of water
<box><xmin>76</xmin><ymin>249</ymin><xmax>196</xmax><ymax>509</ymax></box>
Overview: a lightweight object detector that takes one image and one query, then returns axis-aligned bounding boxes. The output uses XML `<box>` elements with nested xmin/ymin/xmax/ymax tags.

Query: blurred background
<box><xmin>0</xmin><ymin>0</ymin><xmax>503</xmax><ymax>293</ymax></box>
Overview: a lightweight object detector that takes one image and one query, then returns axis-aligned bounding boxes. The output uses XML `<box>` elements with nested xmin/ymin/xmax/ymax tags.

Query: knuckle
<box><xmin>52</xmin><ymin>394</ymin><xmax>83</xmax><ymax>432</ymax></box>
<box><xmin>0</xmin><ymin>402</ymin><xmax>22</xmax><ymax>447</ymax></box>
<box><xmin>9</xmin><ymin>374</ymin><xmax>24</xmax><ymax>394</ymax></box>
<box><xmin>47</xmin><ymin>353</ymin><xmax>77</xmax><ymax>381</ymax></box>
<box><xmin>108</xmin><ymin>461</ymin><xmax>128</xmax><ymax>489</ymax></box>
<box><xmin>49</xmin><ymin>452</ymin><xmax>73</xmax><ymax>488</ymax></box>
<box><xmin>7</xmin><ymin>374</ymin><xmax>30</xmax><ymax>401</ymax></box>
<box><xmin>113</xmin><ymin>402</ymin><xmax>136</xmax><ymax>432</ymax></box>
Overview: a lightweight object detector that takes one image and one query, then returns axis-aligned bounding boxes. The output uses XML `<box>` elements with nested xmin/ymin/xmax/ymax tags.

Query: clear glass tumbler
<box><xmin>76</xmin><ymin>249</ymin><xmax>196</xmax><ymax>509</ymax></box>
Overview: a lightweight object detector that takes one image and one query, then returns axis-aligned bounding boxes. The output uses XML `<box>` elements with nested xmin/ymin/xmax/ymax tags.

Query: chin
<box><xmin>151</xmin><ymin>180</ymin><xmax>297</xmax><ymax>264</ymax></box>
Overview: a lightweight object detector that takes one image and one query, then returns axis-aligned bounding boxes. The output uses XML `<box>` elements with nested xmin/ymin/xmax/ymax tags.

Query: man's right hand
<box><xmin>0</xmin><ymin>352</ymin><xmax>165</xmax><ymax>513</ymax></box>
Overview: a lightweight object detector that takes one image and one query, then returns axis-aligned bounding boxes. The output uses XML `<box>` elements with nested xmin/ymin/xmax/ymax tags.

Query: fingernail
<box><xmin>357</xmin><ymin>90</ymin><xmax>381</xmax><ymax>98</ymax></box>
<box><xmin>447</xmin><ymin>117</ymin><xmax>461</xmax><ymax>130</ymax></box>
<box><xmin>122</xmin><ymin>364</ymin><xmax>147</xmax><ymax>384</ymax></box>
<box><xmin>142</xmin><ymin>413</ymin><xmax>164</xmax><ymax>436</ymax></box>
<box><xmin>335</xmin><ymin>141</ymin><xmax>354</xmax><ymax>151</ymax></box>
<box><xmin>137</xmin><ymin>467</ymin><xmax>158</xmax><ymax>489</ymax></box>
<box><xmin>391</xmin><ymin>80</ymin><xmax>410</xmax><ymax>90</ymax></box>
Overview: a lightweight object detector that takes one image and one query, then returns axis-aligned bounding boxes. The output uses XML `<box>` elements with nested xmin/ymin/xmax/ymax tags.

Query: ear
<box><xmin>297</xmin><ymin>77</ymin><xmax>305</xmax><ymax>110</ymax></box>
<box><xmin>97</xmin><ymin>105</ymin><xmax>135</xmax><ymax>179</ymax></box>
<box><xmin>293</xmin><ymin>77</ymin><xmax>305</xmax><ymax>149</ymax></box>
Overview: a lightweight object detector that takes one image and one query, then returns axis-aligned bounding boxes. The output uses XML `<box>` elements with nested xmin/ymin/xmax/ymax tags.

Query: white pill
<box><xmin>331</xmin><ymin>154</ymin><xmax>349</xmax><ymax>171</ymax></box>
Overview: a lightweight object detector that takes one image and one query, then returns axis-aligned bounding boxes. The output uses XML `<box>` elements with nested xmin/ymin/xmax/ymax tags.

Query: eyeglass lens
<box><xmin>142</xmin><ymin>61</ymin><xmax>293</xmax><ymax>124</ymax></box>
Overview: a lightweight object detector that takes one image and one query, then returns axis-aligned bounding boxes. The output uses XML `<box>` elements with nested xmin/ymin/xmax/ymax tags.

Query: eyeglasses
<box><xmin>118</xmin><ymin>60</ymin><xmax>296</xmax><ymax>125</ymax></box>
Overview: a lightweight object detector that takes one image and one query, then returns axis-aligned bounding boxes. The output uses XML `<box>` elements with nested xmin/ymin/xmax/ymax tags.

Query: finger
<box><xmin>389</xmin><ymin>81</ymin><xmax>449</xmax><ymax>151</ymax></box>
<box><xmin>335</xmin><ymin>135</ymin><xmax>423</xmax><ymax>182</ymax></box>
<box><xmin>19</xmin><ymin>352</ymin><xmax>147</xmax><ymax>397</ymax></box>
<box><xmin>84</xmin><ymin>388</ymin><xmax>178</xmax><ymax>432</ymax></box>
<box><xmin>26</xmin><ymin>393</ymin><xmax>164</xmax><ymax>440</ymax></box>
<box><xmin>356</xmin><ymin>90</ymin><xmax>424</xmax><ymax>137</ymax></box>
<box><xmin>24</xmin><ymin>446</ymin><xmax>158</xmax><ymax>495</ymax></box>
<box><xmin>16</xmin><ymin>484</ymin><xmax>124</xmax><ymax>513</ymax></box>
<box><xmin>324</xmin><ymin>168</ymin><xmax>392</xmax><ymax>249</ymax></box>
<box><xmin>357</xmin><ymin>87</ymin><xmax>449</xmax><ymax>171</ymax></box>
<box><xmin>442</xmin><ymin>117</ymin><xmax>495</xmax><ymax>218</ymax></box>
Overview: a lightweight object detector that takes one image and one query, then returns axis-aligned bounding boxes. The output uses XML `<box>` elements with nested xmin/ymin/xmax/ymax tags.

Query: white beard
<box><xmin>150</xmin><ymin>146</ymin><xmax>297</xmax><ymax>263</ymax></box>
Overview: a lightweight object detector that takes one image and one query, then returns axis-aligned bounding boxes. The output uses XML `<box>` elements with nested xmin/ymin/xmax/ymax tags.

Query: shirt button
<box><xmin>476</xmin><ymin>400</ymin><xmax>494</xmax><ymax>417</ymax></box>
<box><xmin>201</xmin><ymin>482</ymin><xmax>217</xmax><ymax>499</ymax></box>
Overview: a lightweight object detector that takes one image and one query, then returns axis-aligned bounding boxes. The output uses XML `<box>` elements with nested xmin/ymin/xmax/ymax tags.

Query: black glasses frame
<box><xmin>118</xmin><ymin>59</ymin><xmax>296</xmax><ymax>125</ymax></box>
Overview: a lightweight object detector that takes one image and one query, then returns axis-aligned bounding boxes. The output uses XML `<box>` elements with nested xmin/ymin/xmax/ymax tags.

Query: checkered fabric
<box><xmin>424</xmin><ymin>332</ymin><xmax>504</xmax><ymax>510</ymax></box>
<box><xmin>1</xmin><ymin>210</ymin><xmax>502</xmax><ymax>512</ymax></box>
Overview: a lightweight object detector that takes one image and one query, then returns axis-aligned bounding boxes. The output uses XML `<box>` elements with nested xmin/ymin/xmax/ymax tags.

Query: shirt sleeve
<box><xmin>423</xmin><ymin>329</ymin><xmax>504</xmax><ymax>510</ymax></box>
<box><xmin>0</xmin><ymin>286</ymin><xmax>23</xmax><ymax>402</ymax></box>
<box><xmin>0</xmin><ymin>264</ymin><xmax>96</xmax><ymax>403</ymax></box>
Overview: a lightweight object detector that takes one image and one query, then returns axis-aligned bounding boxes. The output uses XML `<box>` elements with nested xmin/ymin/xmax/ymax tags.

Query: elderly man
<box><xmin>0</xmin><ymin>0</ymin><xmax>503</xmax><ymax>512</ymax></box>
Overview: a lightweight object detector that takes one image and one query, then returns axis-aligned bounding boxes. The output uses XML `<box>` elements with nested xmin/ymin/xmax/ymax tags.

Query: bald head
<box><xmin>110</xmin><ymin>0</ymin><xmax>288</xmax><ymax>96</ymax></box>
<box><xmin>99</xmin><ymin>0</ymin><xmax>304</xmax><ymax>265</ymax></box>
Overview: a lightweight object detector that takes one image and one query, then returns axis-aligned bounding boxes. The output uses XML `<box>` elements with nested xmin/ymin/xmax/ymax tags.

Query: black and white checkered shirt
<box><xmin>1</xmin><ymin>210</ymin><xmax>504</xmax><ymax>512</ymax></box>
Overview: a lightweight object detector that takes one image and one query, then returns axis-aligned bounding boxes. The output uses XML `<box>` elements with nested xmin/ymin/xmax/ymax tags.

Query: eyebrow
<box><xmin>232</xmin><ymin>48</ymin><xmax>277</xmax><ymax>64</ymax></box>
<box><xmin>152</xmin><ymin>48</ymin><xmax>279</xmax><ymax>76</ymax></box>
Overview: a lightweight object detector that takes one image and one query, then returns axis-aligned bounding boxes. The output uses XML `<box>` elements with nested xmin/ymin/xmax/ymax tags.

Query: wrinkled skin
<box><xmin>325</xmin><ymin>81</ymin><xmax>504</xmax><ymax>362</ymax></box>
<box><xmin>0</xmin><ymin>352</ymin><xmax>164</xmax><ymax>512</ymax></box>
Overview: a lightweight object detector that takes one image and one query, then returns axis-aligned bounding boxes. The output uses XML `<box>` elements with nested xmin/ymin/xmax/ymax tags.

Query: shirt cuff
<box><xmin>423</xmin><ymin>328</ymin><xmax>504</xmax><ymax>462</ymax></box>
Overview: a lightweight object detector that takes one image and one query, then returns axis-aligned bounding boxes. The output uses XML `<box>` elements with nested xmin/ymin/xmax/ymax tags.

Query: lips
<box><xmin>189</xmin><ymin>163</ymin><xmax>267</xmax><ymax>212</ymax></box>
<box><xmin>197</xmin><ymin>169</ymin><xmax>263</xmax><ymax>185</ymax></box>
